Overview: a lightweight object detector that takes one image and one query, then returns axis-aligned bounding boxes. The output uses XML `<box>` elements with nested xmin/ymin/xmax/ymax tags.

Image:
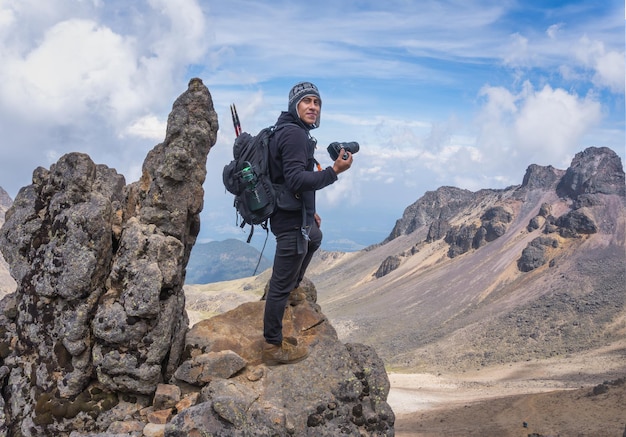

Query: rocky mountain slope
<box><xmin>305</xmin><ymin>146</ymin><xmax>625</xmax><ymax>372</ymax></box>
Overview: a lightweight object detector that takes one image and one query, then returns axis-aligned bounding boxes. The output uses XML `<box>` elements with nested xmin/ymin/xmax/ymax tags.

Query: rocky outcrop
<box><xmin>517</xmin><ymin>236</ymin><xmax>559</xmax><ymax>272</ymax></box>
<box><xmin>425</xmin><ymin>218</ymin><xmax>450</xmax><ymax>243</ymax></box>
<box><xmin>518</xmin><ymin>205</ymin><xmax>599</xmax><ymax>272</ymax></box>
<box><xmin>0</xmin><ymin>187</ymin><xmax>10</xmax><ymax>217</ymax></box>
<box><xmin>374</xmin><ymin>255</ymin><xmax>402</xmax><ymax>278</ymax></box>
<box><xmin>555</xmin><ymin>208</ymin><xmax>598</xmax><ymax>237</ymax></box>
<box><xmin>516</xmin><ymin>148</ymin><xmax>623</xmax><ymax>272</ymax></box>
<box><xmin>172</xmin><ymin>298</ymin><xmax>393</xmax><ymax>436</ymax></box>
<box><xmin>386</xmin><ymin>186</ymin><xmax>477</xmax><ymax>241</ymax></box>
<box><xmin>0</xmin><ymin>79</ymin><xmax>393</xmax><ymax>436</ymax></box>
<box><xmin>444</xmin><ymin>206</ymin><xmax>513</xmax><ymax>258</ymax></box>
<box><xmin>556</xmin><ymin>146</ymin><xmax>626</xmax><ymax>200</ymax></box>
<box><xmin>527</xmin><ymin>203</ymin><xmax>552</xmax><ymax>232</ymax></box>
<box><xmin>0</xmin><ymin>78</ymin><xmax>218</xmax><ymax>436</ymax></box>
<box><xmin>521</xmin><ymin>164</ymin><xmax>565</xmax><ymax>190</ymax></box>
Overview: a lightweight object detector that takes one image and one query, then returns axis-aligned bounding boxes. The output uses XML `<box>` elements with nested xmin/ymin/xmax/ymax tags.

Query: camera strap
<box><xmin>300</xmin><ymin>203</ymin><xmax>310</xmax><ymax>244</ymax></box>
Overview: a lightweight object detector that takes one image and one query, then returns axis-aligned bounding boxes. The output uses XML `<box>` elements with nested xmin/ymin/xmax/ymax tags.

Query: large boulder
<box><xmin>517</xmin><ymin>236</ymin><xmax>559</xmax><ymax>272</ymax></box>
<box><xmin>556</xmin><ymin>146</ymin><xmax>626</xmax><ymax>200</ymax></box>
<box><xmin>172</xmin><ymin>298</ymin><xmax>394</xmax><ymax>436</ymax></box>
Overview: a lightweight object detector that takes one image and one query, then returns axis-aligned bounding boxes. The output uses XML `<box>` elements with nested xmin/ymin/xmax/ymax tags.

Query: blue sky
<box><xmin>0</xmin><ymin>0</ymin><xmax>624</xmax><ymax>253</ymax></box>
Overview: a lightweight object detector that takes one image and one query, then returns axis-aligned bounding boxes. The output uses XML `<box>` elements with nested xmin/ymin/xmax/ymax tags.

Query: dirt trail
<box><xmin>389</xmin><ymin>342</ymin><xmax>626</xmax><ymax>437</ymax></box>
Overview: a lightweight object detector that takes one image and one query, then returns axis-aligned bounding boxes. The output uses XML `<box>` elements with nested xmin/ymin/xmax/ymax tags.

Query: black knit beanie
<box><xmin>288</xmin><ymin>81</ymin><xmax>322</xmax><ymax>129</ymax></box>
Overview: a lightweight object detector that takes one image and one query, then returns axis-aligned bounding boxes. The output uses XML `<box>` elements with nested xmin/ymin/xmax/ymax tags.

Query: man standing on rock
<box><xmin>262</xmin><ymin>82</ymin><xmax>353</xmax><ymax>365</ymax></box>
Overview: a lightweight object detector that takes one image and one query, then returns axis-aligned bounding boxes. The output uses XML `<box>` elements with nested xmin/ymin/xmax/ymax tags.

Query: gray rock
<box><xmin>0</xmin><ymin>78</ymin><xmax>217</xmax><ymax>436</ymax></box>
<box><xmin>556</xmin><ymin>146</ymin><xmax>626</xmax><ymax>199</ymax></box>
<box><xmin>518</xmin><ymin>237</ymin><xmax>559</xmax><ymax>272</ymax></box>
<box><xmin>521</xmin><ymin>164</ymin><xmax>565</xmax><ymax>190</ymax></box>
<box><xmin>445</xmin><ymin>222</ymin><xmax>480</xmax><ymax>258</ymax></box>
<box><xmin>527</xmin><ymin>215</ymin><xmax>544</xmax><ymax>231</ymax></box>
<box><xmin>444</xmin><ymin>205</ymin><xmax>513</xmax><ymax>257</ymax></box>
<box><xmin>174</xmin><ymin>351</ymin><xmax>247</xmax><ymax>386</ymax></box>
<box><xmin>386</xmin><ymin>186</ymin><xmax>477</xmax><ymax>241</ymax></box>
<box><xmin>374</xmin><ymin>255</ymin><xmax>402</xmax><ymax>278</ymax></box>
<box><xmin>556</xmin><ymin>208</ymin><xmax>598</xmax><ymax>237</ymax></box>
<box><xmin>426</xmin><ymin>218</ymin><xmax>450</xmax><ymax>242</ymax></box>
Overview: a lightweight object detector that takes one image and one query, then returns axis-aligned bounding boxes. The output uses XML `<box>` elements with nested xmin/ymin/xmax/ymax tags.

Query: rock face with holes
<box><xmin>0</xmin><ymin>78</ymin><xmax>218</xmax><ymax>436</ymax></box>
<box><xmin>0</xmin><ymin>78</ymin><xmax>393</xmax><ymax>437</ymax></box>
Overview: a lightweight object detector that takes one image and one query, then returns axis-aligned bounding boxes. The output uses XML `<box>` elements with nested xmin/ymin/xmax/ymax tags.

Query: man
<box><xmin>262</xmin><ymin>82</ymin><xmax>353</xmax><ymax>365</ymax></box>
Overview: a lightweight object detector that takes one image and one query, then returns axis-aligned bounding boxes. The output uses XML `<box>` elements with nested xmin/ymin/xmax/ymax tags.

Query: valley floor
<box><xmin>388</xmin><ymin>340</ymin><xmax>626</xmax><ymax>437</ymax></box>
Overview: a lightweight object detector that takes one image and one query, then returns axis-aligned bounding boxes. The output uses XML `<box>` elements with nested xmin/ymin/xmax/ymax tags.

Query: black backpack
<box><xmin>223</xmin><ymin>124</ymin><xmax>296</xmax><ymax>243</ymax></box>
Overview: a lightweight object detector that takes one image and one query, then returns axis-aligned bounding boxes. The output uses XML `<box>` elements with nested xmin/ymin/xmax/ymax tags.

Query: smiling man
<box><xmin>262</xmin><ymin>82</ymin><xmax>353</xmax><ymax>365</ymax></box>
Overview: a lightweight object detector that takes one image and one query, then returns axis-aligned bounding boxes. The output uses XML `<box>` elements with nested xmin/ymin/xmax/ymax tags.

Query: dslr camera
<box><xmin>327</xmin><ymin>141</ymin><xmax>360</xmax><ymax>161</ymax></box>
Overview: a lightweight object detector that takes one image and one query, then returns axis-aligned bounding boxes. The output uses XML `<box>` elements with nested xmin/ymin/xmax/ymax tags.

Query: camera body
<box><xmin>327</xmin><ymin>141</ymin><xmax>360</xmax><ymax>161</ymax></box>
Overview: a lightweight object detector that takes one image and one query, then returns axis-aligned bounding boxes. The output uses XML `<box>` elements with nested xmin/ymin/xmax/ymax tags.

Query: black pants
<box><xmin>263</xmin><ymin>223</ymin><xmax>322</xmax><ymax>344</ymax></box>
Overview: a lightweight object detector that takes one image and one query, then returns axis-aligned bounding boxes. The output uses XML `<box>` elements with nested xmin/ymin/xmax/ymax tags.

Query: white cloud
<box><xmin>514</xmin><ymin>84</ymin><xmax>602</xmax><ymax>160</ymax></box>
<box><xmin>476</xmin><ymin>82</ymin><xmax>602</xmax><ymax>172</ymax></box>
<box><xmin>123</xmin><ymin>115</ymin><xmax>166</xmax><ymax>140</ymax></box>
<box><xmin>0</xmin><ymin>0</ymin><xmax>210</xmax><ymax>129</ymax></box>
<box><xmin>0</xmin><ymin>7</ymin><xmax>15</xmax><ymax>31</ymax></box>
<box><xmin>504</xmin><ymin>33</ymin><xmax>531</xmax><ymax>67</ymax></box>
<box><xmin>546</xmin><ymin>23</ymin><xmax>563</xmax><ymax>40</ymax></box>
<box><xmin>0</xmin><ymin>19</ymin><xmax>137</xmax><ymax>122</ymax></box>
<box><xmin>321</xmin><ymin>170</ymin><xmax>359</xmax><ymax>207</ymax></box>
<box><xmin>574</xmin><ymin>35</ymin><xmax>625</xmax><ymax>93</ymax></box>
<box><xmin>592</xmin><ymin>50</ymin><xmax>625</xmax><ymax>93</ymax></box>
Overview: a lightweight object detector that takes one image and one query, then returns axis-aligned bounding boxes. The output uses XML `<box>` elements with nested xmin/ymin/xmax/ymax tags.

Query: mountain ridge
<box><xmin>304</xmin><ymin>146</ymin><xmax>625</xmax><ymax>372</ymax></box>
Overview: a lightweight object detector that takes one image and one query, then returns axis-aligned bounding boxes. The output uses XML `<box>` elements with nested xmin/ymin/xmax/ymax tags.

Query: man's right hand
<box><xmin>332</xmin><ymin>149</ymin><xmax>353</xmax><ymax>175</ymax></box>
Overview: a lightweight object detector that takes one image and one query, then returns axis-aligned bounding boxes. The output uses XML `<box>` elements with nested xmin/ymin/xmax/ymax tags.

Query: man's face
<box><xmin>297</xmin><ymin>96</ymin><xmax>320</xmax><ymax>125</ymax></box>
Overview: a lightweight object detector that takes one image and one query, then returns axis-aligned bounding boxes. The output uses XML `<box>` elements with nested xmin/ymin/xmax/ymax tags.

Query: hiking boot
<box><xmin>262</xmin><ymin>339</ymin><xmax>309</xmax><ymax>365</ymax></box>
<box><xmin>287</xmin><ymin>288</ymin><xmax>306</xmax><ymax>306</ymax></box>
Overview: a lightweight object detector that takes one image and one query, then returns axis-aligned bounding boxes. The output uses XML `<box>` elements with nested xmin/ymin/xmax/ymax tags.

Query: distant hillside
<box><xmin>185</xmin><ymin>239</ymin><xmax>272</xmax><ymax>284</ymax></box>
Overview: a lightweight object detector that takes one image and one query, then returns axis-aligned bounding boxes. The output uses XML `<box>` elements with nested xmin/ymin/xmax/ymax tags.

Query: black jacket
<box><xmin>268</xmin><ymin>111</ymin><xmax>337</xmax><ymax>234</ymax></box>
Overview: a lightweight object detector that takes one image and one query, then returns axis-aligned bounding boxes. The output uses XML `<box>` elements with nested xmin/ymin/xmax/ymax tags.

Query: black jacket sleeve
<box><xmin>275</xmin><ymin>126</ymin><xmax>337</xmax><ymax>193</ymax></box>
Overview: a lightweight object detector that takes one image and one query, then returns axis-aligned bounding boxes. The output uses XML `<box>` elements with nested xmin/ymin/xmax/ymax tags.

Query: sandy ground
<box><xmin>388</xmin><ymin>342</ymin><xmax>626</xmax><ymax>437</ymax></box>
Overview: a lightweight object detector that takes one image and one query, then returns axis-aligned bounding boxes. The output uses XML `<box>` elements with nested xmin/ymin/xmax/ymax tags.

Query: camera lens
<box><xmin>327</xmin><ymin>142</ymin><xmax>359</xmax><ymax>160</ymax></box>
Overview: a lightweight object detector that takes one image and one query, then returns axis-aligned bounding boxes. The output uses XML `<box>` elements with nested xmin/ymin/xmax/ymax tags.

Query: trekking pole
<box><xmin>230</xmin><ymin>104</ymin><xmax>242</xmax><ymax>137</ymax></box>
